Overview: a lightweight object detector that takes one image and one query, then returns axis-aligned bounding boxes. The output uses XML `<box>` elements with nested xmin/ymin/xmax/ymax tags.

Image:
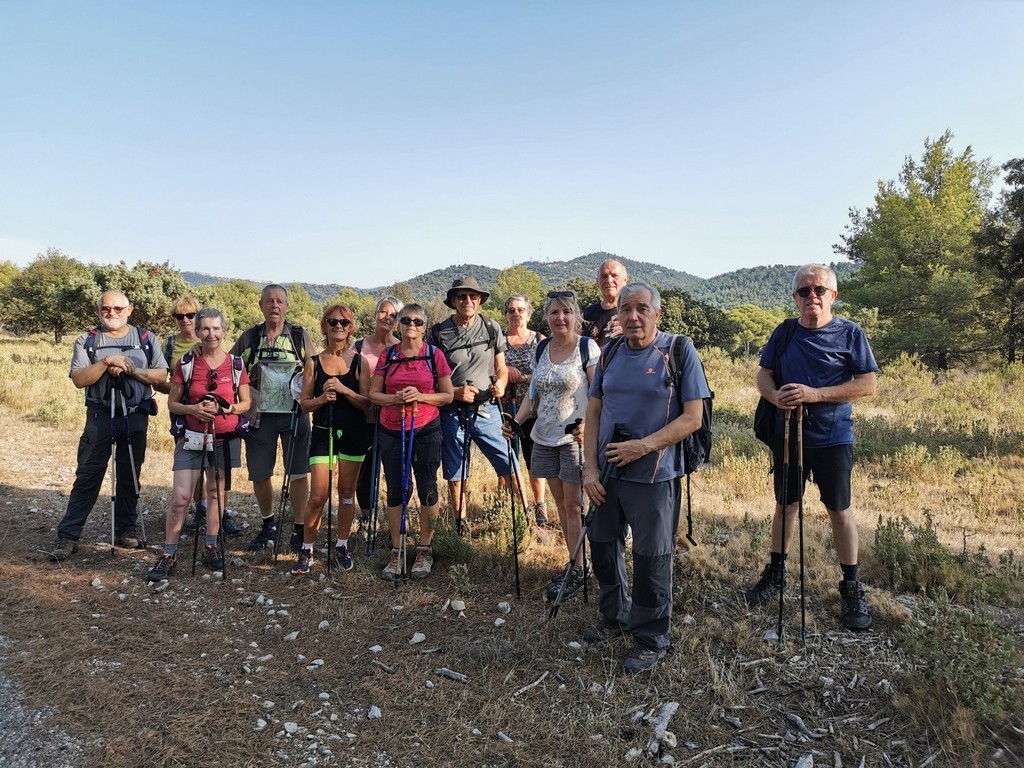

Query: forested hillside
<box><xmin>181</xmin><ymin>254</ymin><xmax>856</xmax><ymax>310</ymax></box>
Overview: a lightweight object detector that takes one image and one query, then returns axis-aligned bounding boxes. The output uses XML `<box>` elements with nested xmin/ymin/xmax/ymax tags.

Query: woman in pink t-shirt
<box><xmin>367</xmin><ymin>303</ymin><xmax>453</xmax><ymax>580</ymax></box>
<box><xmin>147</xmin><ymin>307</ymin><xmax>251</xmax><ymax>582</ymax></box>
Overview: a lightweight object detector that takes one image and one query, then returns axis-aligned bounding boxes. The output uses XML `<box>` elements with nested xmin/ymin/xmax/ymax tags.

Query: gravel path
<box><xmin>0</xmin><ymin>638</ymin><xmax>85</xmax><ymax>768</ymax></box>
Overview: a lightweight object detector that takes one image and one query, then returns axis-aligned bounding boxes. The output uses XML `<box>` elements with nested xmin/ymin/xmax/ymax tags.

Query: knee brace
<box><xmin>633</xmin><ymin>553</ymin><xmax>672</xmax><ymax>608</ymax></box>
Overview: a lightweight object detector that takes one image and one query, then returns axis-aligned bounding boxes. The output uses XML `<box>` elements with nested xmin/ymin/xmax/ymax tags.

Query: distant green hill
<box><xmin>182</xmin><ymin>253</ymin><xmax>858</xmax><ymax>310</ymax></box>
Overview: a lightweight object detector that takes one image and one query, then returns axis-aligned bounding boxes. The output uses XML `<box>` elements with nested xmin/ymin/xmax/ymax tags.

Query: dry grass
<box><xmin>1</xmin><ymin>336</ymin><xmax>1023</xmax><ymax>767</ymax></box>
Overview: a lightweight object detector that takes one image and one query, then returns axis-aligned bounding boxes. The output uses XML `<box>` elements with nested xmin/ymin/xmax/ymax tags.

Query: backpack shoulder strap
<box><xmin>535</xmin><ymin>337</ymin><xmax>550</xmax><ymax>364</ymax></box>
<box><xmin>243</xmin><ymin>323</ymin><xmax>266</xmax><ymax>369</ymax></box>
<box><xmin>84</xmin><ymin>327</ymin><xmax>101</xmax><ymax>362</ymax></box>
<box><xmin>137</xmin><ymin>327</ymin><xmax>156</xmax><ymax>366</ymax></box>
<box><xmin>354</xmin><ymin>338</ymin><xmax>363</xmax><ymax>354</ymax></box>
<box><xmin>579</xmin><ymin>336</ymin><xmax>592</xmax><ymax>369</ymax></box>
<box><xmin>179</xmin><ymin>350</ymin><xmax>197</xmax><ymax>398</ymax></box>
<box><xmin>599</xmin><ymin>336</ymin><xmax>626</xmax><ymax>371</ymax></box>
<box><xmin>164</xmin><ymin>334</ymin><xmax>176</xmax><ymax>365</ymax></box>
<box><xmin>288</xmin><ymin>324</ymin><xmax>306</xmax><ymax>362</ymax></box>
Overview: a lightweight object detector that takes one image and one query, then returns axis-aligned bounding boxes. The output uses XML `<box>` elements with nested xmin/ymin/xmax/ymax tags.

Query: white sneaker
<box><xmin>410</xmin><ymin>547</ymin><xmax>433</xmax><ymax>579</ymax></box>
<box><xmin>382</xmin><ymin>548</ymin><xmax>402</xmax><ymax>581</ymax></box>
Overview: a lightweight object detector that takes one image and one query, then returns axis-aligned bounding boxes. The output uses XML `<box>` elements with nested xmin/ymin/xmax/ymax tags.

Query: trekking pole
<box><xmin>109</xmin><ymin>383</ymin><xmax>118</xmax><ymax>557</ymax></box>
<box><xmin>397</xmin><ymin>400</ymin><xmax>416</xmax><ymax>582</ymax></box>
<box><xmin>493</xmin><ymin>375</ymin><xmax>529</xmax><ymax>519</ymax></box>
<box><xmin>777</xmin><ymin>410</ymin><xmax>792</xmax><ymax>641</ymax></box>
<box><xmin>214</xmin><ymin>437</ymin><xmax>227</xmax><ymax>579</ymax></box>
<box><xmin>326</xmin><ymin>402</ymin><xmax>335</xmax><ymax>575</ymax></box>
<box><xmin>366</xmin><ymin>413</ymin><xmax>381</xmax><ymax>556</ymax></box>
<box><xmin>502</xmin><ymin>417</ymin><xmax>522</xmax><ymax>599</ymax></box>
<box><xmin>684</xmin><ymin>474</ymin><xmax>697</xmax><ymax>547</ymax></box>
<box><xmin>562</xmin><ymin>418</ymin><xmax>587</xmax><ymax>603</ymax></box>
<box><xmin>549</xmin><ymin>424</ymin><xmax>631</xmax><ymax>621</ymax></box>
<box><xmin>273</xmin><ymin>403</ymin><xmax>300</xmax><ymax>562</ymax></box>
<box><xmin>456</xmin><ymin>388</ymin><xmax>475</xmax><ymax>536</ymax></box>
<box><xmin>796</xmin><ymin>406</ymin><xmax>806</xmax><ymax>644</ymax></box>
<box><xmin>192</xmin><ymin>422</ymin><xmax>212</xmax><ymax>575</ymax></box>
<box><xmin>117</xmin><ymin>382</ymin><xmax>147</xmax><ymax>549</ymax></box>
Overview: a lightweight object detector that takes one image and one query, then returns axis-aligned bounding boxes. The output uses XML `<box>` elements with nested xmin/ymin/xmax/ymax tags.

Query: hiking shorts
<box><xmin>772</xmin><ymin>441</ymin><xmax>854</xmax><ymax>512</ymax></box>
<box><xmin>529</xmin><ymin>442</ymin><xmax>583</xmax><ymax>483</ymax></box>
<box><xmin>172</xmin><ymin>437</ymin><xmax>241</xmax><ymax>471</ymax></box>
<box><xmin>245</xmin><ymin>411</ymin><xmax>311</xmax><ymax>482</ymax></box>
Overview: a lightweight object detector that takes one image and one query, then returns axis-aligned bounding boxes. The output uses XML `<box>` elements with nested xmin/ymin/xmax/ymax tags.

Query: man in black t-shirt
<box><xmin>582</xmin><ymin>258</ymin><xmax>628</xmax><ymax>348</ymax></box>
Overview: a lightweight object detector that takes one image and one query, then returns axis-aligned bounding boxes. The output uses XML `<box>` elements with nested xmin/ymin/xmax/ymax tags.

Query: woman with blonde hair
<box><xmin>292</xmin><ymin>304</ymin><xmax>371</xmax><ymax>575</ymax></box>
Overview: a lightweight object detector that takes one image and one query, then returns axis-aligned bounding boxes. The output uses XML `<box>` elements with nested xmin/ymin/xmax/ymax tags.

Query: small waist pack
<box><xmin>182</xmin><ymin>429</ymin><xmax>214</xmax><ymax>452</ymax></box>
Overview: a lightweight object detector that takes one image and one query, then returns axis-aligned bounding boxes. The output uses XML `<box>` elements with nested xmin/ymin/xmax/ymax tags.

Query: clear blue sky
<box><xmin>2</xmin><ymin>1</ymin><xmax>1021</xmax><ymax>288</ymax></box>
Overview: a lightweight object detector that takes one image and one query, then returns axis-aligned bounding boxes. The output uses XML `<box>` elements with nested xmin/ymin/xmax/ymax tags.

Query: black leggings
<box><xmin>379</xmin><ymin>423</ymin><xmax>442</xmax><ymax>507</ymax></box>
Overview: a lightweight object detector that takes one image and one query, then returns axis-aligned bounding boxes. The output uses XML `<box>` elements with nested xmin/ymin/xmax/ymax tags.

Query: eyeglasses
<box><xmin>325</xmin><ymin>318</ymin><xmax>351</xmax><ymax>328</ymax></box>
<box><xmin>454</xmin><ymin>292</ymin><xmax>480</xmax><ymax>302</ymax></box>
<box><xmin>547</xmin><ymin>291</ymin><xmax>575</xmax><ymax>300</ymax></box>
<box><xmin>101</xmin><ymin>305</ymin><xmax>128</xmax><ymax>314</ymax></box>
<box><xmin>399</xmin><ymin>317</ymin><xmax>426</xmax><ymax>327</ymax></box>
<box><xmin>207</xmin><ymin>370</ymin><xmax>219</xmax><ymax>392</ymax></box>
<box><xmin>505</xmin><ymin>307</ymin><xmax>527</xmax><ymax>314</ymax></box>
<box><xmin>795</xmin><ymin>285</ymin><xmax>831</xmax><ymax>298</ymax></box>
<box><xmin>173</xmin><ymin>312</ymin><xmax>197</xmax><ymax>321</ymax></box>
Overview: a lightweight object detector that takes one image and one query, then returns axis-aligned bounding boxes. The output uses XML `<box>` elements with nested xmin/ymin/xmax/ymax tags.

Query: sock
<box><xmin>336</xmin><ymin>538</ymin><xmax>348</xmax><ymax>549</ymax></box>
<box><xmin>302</xmin><ymin>544</ymin><xmax>314</xmax><ymax>553</ymax></box>
<box><xmin>293</xmin><ymin>523</ymin><xmax>304</xmax><ymax>535</ymax></box>
<box><xmin>261</xmin><ymin>515</ymin><xmax>275</xmax><ymax>529</ymax></box>
<box><xmin>205</xmin><ymin>534</ymin><xmax>218</xmax><ymax>546</ymax></box>
<box><xmin>164</xmin><ymin>543</ymin><xmax>178</xmax><ymax>556</ymax></box>
<box><xmin>770</xmin><ymin>551</ymin><xmax>788</xmax><ymax>570</ymax></box>
<box><xmin>841</xmin><ymin>563</ymin><xmax>859</xmax><ymax>583</ymax></box>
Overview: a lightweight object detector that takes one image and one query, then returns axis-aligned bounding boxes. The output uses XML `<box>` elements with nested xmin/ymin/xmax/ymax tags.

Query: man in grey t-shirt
<box><xmin>582</xmin><ymin>282</ymin><xmax>711</xmax><ymax>673</ymax></box>
<box><xmin>51</xmin><ymin>290</ymin><xmax>168</xmax><ymax>561</ymax></box>
<box><xmin>429</xmin><ymin>277</ymin><xmax>516</xmax><ymax>534</ymax></box>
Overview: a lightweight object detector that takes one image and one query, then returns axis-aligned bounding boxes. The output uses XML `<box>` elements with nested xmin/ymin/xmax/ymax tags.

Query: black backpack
<box><xmin>601</xmin><ymin>334</ymin><xmax>714</xmax><ymax>545</ymax></box>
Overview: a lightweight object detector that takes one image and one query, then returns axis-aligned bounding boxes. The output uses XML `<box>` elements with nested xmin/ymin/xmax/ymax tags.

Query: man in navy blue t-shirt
<box><xmin>742</xmin><ymin>264</ymin><xmax>878</xmax><ymax>631</ymax></box>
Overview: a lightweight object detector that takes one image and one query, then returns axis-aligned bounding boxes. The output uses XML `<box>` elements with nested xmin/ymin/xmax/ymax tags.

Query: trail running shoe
<box><xmin>247</xmin><ymin>520</ymin><xmax>277</xmax><ymax>551</ymax></box>
<box><xmin>115</xmin><ymin>533</ymin><xmax>140</xmax><ymax>549</ymax></box>
<box><xmin>741</xmin><ymin>564</ymin><xmax>786</xmax><ymax>606</ymax></box>
<box><xmin>334</xmin><ymin>544</ymin><xmax>354</xmax><ymax>571</ymax></box>
<box><xmin>583</xmin><ymin>617</ymin><xmax>627</xmax><ymax>646</ymax></box>
<box><xmin>221</xmin><ymin>513</ymin><xmax>243</xmax><ymax>538</ymax></box>
<box><xmin>547</xmin><ymin>565</ymin><xmax>586</xmax><ymax>603</ymax></box>
<box><xmin>50</xmin><ymin>537</ymin><xmax>78</xmax><ymax>562</ymax></box>
<box><xmin>839</xmin><ymin>580</ymin><xmax>873</xmax><ymax>631</ymax></box>
<box><xmin>202</xmin><ymin>543</ymin><xmax>225</xmax><ymax>571</ymax></box>
<box><xmin>410</xmin><ymin>547</ymin><xmax>433</xmax><ymax>579</ymax></box>
<box><xmin>146</xmin><ymin>553</ymin><xmax>177</xmax><ymax>582</ymax></box>
<box><xmin>183</xmin><ymin>502</ymin><xmax>207</xmax><ymax>532</ymax></box>
<box><xmin>621</xmin><ymin>644</ymin><xmax>667</xmax><ymax>673</ymax></box>
<box><xmin>291</xmin><ymin>549</ymin><xmax>312</xmax><ymax>576</ymax></box>
<box><xmin>534</xmin><ymin>501</ymin><xmax>549</xmax><ymax>527</ymax></box>
<box><xmin>382</xmin><ymin>548</ymin><xmax>402</xmax><ymax>581</ymax></box>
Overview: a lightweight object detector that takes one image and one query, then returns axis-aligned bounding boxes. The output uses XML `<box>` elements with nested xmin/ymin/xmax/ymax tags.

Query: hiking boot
<box><xmin>289</xmin><ymin>530</ymin><xmax>303</xmax><ymax>554</ymax></box>
<box><xmin>146</xmin><ymin>553</ymin><xmax>177</xmax><ymax>582</ymax></box>
<box><xmin>583</xmin><ymin>616</ymin><xmax>626</xmax><ymax>646</ymax></box>
<box><xmin>533</xmin><ymin>501</ymin><xmax>549</xmax><ymax>527</ymax></box>
<box><xmin>202</xmin><ymin>543</ymin><xmax>225</xmax><ymax>571</ymax></box>
<box><xmin>291</xmin><ymin>549</ymin><xmax>312</xmax><ymax>576</ymax></box>
<box><xmin>839</xmin><ymin>580</ymin><xmax>873</xmax><ymax>631</ymax></box>
<box><xmin>115</xmin><ymin>533</ymin><xmax>140</xmax><ymax>549</ymax></box>
<box><xmin>621</xmin><ymin>644</ymin><xmax>667</xmax><ymax>673</ymax></box>
<box><xmin>547</xmin><ymin>565</ymin><xmax>586</xmax><ymax>603</ymax></box>
<box><xmin>247</xmin><ymin>520</ymin><xmax>277</xmax><ymax>551</ymax></box>
<box><xmin>741</xmin><ymin>564</ymin><xmax>786</xmax><ymax>606</ymax></box>
<box><xmin>50</xmin><ymin>537</ymin><xmax>78</xmax><ymax>562</ymax></box>
<box><xmin>382</xmin><ymin>548</ymin><xmax>402</xmax><ymax>581</ymax></box>
<box><xmin>410</xmin><ymin>547</ymin><xmax>433</xmax><ymax>579</ymax></box>
<box><xmin>183</xmin><ymin>502</ymin><xmax>207</xmax><ymax>532</ymax></box>
<box><xmin>456</xmin><ymin>518</ymin><xmax>469</xmax><ymax>538</ymax></box>
<box><xmin>334</xmin><ymin>544</ymin><xmax>354</xmax><ymax>572</ymax></box>
<box><xmin>222</xmin><ymin>513</ymin><xmax>243</xmax><ymax>538</ymax></box>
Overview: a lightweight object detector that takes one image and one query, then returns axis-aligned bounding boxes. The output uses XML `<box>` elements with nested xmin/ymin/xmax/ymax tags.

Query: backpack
<box><xmin>753</xmin><ymin>318</ymin><xmax>798</xmax><ymax>447</ymax></box>
<box><xmin>380</xmin><ymin>343</ymin><xmax>439</xmax><ymax>390</ymax></box>
<box><xmin>430</xmin><ymin>316</ymin><xmax>499</xmax><ymax>356</ymax></box>
<box><xmin>170</xmin><ymin>352</ymin><xmax>249</xmax><ymax>438</ymax></box>
<box><xmin>601</xmin><ymin>334</ymin><xmax>714</xmax><ymax>546</ymax></box>
<box><xmin>534</xmin><ymin>336</ymin><xmax>593</xmax><ymax>369</ymax></box>
<box><xmin>84</xmin><ymin>326</ymin><xmax>158</xmax><ymax>366</ymax></box>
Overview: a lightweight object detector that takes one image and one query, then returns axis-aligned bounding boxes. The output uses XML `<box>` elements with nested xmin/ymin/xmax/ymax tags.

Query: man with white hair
<box><xmin>51</xmin><ymin>290</ymin><xmax>168</xmax><ymax>560</ymax></box>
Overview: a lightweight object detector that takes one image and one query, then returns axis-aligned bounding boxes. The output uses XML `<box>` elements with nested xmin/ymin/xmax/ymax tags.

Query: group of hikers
<box><xmin>47</xmin><ymin>259</ymin><xmax>877</xmax><ymax>673</ymax></box>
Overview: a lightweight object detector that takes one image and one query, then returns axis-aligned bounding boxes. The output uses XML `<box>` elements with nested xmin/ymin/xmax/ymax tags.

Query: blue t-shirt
<box><xmin>759</xmin><ymin>317</ymin><xmax>877</xmax><ymax>447</ymax></box>
<box><xmin>589</xmin><ymin>331</ymin><xmax>711</xmax><ymax>484</ymax></box>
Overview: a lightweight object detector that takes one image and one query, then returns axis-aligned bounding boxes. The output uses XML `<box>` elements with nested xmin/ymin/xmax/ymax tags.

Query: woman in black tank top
<box><xmin>291</xmin><ymin>304</ymin><xmax>370</xmax><ymax>576</ymax></box>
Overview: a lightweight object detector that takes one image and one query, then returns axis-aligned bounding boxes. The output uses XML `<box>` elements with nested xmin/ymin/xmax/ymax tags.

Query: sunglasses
<box><xmin>547</xmin><ymin>290</ymin><xmax>575</xmax><ymax>300</ymax></box>
<box><xmin>173</xmin><ymin>312</ymin><xmax>197</xmax><ymax>321</ymax></box>
<box><xmin>207</xmin><ymin>369</ymin><xmax>219</xmax><ymax>392</ymax></box>
<box><xmin>325</xmin><ymin>318</ymin><xmax>351</xmax><ymax>328</ymax></box>
<box><xmin>101</xmin><ymin>305</ymin><xmax>128</xmax><ymax>314</ymax></box>
<box><xmin>399</xmin><ymin>317</ymin><xmax>426</xmax><ymax>327</ymax></box>
<box><xmin>454</xmin><ymin>292</ymin><xmax>480</xmax><ymax>302</ymax></box>
<box><xmin>795</xmin><ymin>285</ymin><xmax>831</xmax><ymax>298</ymax></box>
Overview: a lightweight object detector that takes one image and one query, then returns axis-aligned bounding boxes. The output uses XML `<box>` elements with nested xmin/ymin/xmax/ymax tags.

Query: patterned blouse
<box><xmin>503</xmin><ymin>330</ymin><xmax>542</xmax><ymax>406</ymax></box>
